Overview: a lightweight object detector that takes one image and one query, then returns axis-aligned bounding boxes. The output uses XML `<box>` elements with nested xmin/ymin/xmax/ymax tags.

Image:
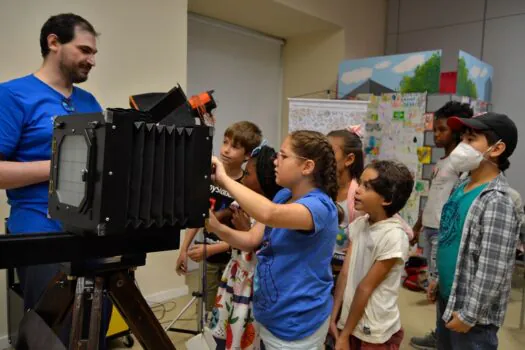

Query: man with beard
<box><xmin>0</xmin><ymin>13</ymin><xmax>109</xmax><ymax>347</ymax></box>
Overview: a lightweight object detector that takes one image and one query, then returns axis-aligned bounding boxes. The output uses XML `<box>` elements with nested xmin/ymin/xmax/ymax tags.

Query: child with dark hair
<box><xmin>210</xmin><ymin>145</ymin><xmax>281</xmax><ymax>350</ymax></box>
<box><xmin>428</xmin><ymin>112</ymin><xmax>520</xmax><ymax>350</ymax></box>
<box><xmin>413</xmin><ymin>101</ymin><xmax>474</xmax><ymax>243</ymax></box>
<box><xmin>331</xmin><ymin>160</ymin><xmax>414</xmax><ymax>350</ymax></box>
<box><xmin>411</xmin><ymin>101</ymin><xmax>473</xmax><ymax>349</ymax></box>
<box><xmin>176</xmin><ymin>121</ymin><xmax>263</xmax><ymax>313</ymax></box>
<box><xmin>327</xmin><ymin>128</ymin><xmax>414</xmax><ymax>290</ymax></box>
<box><xmin>207</xmin><ymin>130</ymin><xmax>339</xmax><ymax>349</ymax></box>
<box><xmin>327</xmin><ymin>128</ymin><xmax>364</xmax><ymax>275</ymax></box>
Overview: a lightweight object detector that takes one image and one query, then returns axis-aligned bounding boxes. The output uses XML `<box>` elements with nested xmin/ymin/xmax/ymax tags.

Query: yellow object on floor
<box><xmin>107</xmin><ymin>306</ymin><xmax>129</xmax><ymax>337</ymax></box>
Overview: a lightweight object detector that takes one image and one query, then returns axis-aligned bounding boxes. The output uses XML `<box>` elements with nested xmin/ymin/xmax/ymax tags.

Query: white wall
<box><xmin>387</xmin><ymin>0</ymin><xmax>525</xmax><ymax>197</ymax></box>
<box><xmin>0</xmin><ymin>0</ymin><xmax>188</xmax><ymax>345</ymax></box>
<box><xmin>278</xmin><ymin>0</ymin><xmax>387</xmax><ymax>140</ymax></box>
<box><xmin>187</xmin><ymin>15</ymin><xmax>283</xmax><ymax>152</ymax></box>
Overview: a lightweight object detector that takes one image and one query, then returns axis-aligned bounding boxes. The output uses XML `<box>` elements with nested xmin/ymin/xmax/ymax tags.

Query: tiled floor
<box><xmin>98</xmin><ymin>269</ymin><xmax>525</xmax><ymax>349</ymax></box>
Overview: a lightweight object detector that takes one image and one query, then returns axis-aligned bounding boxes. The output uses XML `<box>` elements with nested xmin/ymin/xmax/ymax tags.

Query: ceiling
<box><xmin>188</xmin><ymin>0</ymin><xmax>340</xmax><ymax>38</ymax></box>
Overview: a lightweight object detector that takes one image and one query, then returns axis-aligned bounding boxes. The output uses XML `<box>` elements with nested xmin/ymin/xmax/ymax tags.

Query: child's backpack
<box><xmin>403</xmin><ymin>256</ymin><xmax>428</xmax><ymax>292</ymax></box>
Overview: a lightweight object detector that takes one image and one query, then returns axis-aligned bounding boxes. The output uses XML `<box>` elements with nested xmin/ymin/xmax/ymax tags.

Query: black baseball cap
<box><xmin>448</xmin><ymin>112</ymin><xmax>518</xmax><ymax>157</ymax></box>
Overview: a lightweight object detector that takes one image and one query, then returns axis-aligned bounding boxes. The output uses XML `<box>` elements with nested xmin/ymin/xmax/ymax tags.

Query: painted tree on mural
<box><xmin>399</xmin><ymin>52</ymin><xmax>441</xmax><ymax>93</ymax></box>
<box><xmin>456</xmin><ymin>57</ymin><xmax>478</xmax><ymax>99</ymax></box>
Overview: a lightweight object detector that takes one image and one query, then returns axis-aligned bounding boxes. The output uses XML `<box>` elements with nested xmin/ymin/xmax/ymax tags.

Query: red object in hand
<box><xmin>209</xmin><ymin>198</ymin><xmax>216</xmax><ymax>211</ymax></box>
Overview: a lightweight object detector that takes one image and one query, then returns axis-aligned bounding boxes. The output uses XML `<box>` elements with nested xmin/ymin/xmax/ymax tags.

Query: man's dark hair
<box><xmin>366</xmin><ymin>160</ymin><xmax>414</xmax><ymax>217</ymax></box>
<box><xmin>40</xmin><ymin>13</ymin><xmax>98</xmax><ymax>57</ymax></box>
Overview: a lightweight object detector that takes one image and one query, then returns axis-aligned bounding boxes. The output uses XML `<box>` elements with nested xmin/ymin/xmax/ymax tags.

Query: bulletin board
<box><xmin>288</xmin><ymin>95</ymin><xmax>429</xmax><ymax>226</ymax></box>
<box><xmin>288</xmin><ymin>98</ymin><xmax>369</xmax><ymax>135</ymax></box>
<box><xmin>357</xmin><ymin>92</ymin><xmax>428</xmax><ymax>226</ymax></box>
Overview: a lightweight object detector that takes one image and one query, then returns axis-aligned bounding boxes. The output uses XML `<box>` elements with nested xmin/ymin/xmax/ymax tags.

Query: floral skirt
<box><xmin>209</xmin><ymin>250</ymin><xmax>260</xmax><ymax>350</ymax></box>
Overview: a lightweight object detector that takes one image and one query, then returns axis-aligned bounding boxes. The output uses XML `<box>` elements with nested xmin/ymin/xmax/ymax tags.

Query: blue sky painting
<box><xmin>337</xmin><ymin>50</ymin><xmax>442</xmax><ymax>98</ymax></box>
<box><xmin>458</xmin><ymin>50</ymin><xmax>493</xmax><ymax>102</ymax></box>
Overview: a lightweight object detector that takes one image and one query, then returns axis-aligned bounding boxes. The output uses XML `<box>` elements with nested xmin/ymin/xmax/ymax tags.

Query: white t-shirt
<box><xmin>422</xmin><ymin>157</ymin><xmax>459</xmax><ymax>229</ymax></box>
<box><xmin>337</xmin><ymin>216</ymin><xmax>409</xmax><ymax>344</ymax></box>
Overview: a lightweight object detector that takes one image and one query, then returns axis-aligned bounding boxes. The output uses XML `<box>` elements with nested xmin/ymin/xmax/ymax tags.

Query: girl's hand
<box><xmin>231</xmin><ymin>208</ymin><xmax>251</xmax><ymax>231</ymax></box>
<box><xmin>329</xmin><ymin>320</ymin><xmax>340</xmax><ymax>341</ymax></box>
<box><xmin>335</xmin><ymin>336</ymin><xmax>351</xmax><ymax>350</ymax></box>
<box><xmin>214</xmin><ymin>208</ymin><xmax>233</xmax><ymax>224</ymax></box>
<box><xmin>211</xmin><ymin>156</ymin><xmax>227</xmax><ymax>187</ymax></box>
<box><xmin>205</xmin><ymin>210</ymin><xmax>222</xmax><ymax>234</ymax></box>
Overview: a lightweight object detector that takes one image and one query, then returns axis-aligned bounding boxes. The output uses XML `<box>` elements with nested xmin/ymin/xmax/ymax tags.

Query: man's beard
<box><xmin>59</xmin><ymin>60</ymin><xmax>90</xmax><ymax>84</ymax></box>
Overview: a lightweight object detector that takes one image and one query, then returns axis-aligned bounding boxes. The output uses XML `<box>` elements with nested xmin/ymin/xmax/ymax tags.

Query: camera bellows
<box><xmin>49</xmin><ymin>108</ymin><xmax>213</xmax><ymax>236</ymax></box>
<box><xmin>128</xmin><ymin>123</ymin><xmax>186</xmax><ymax>229</ymax></box>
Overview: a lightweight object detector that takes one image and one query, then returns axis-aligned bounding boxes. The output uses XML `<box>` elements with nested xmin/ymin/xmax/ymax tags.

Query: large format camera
<box><xmin>48</xmin><ymin>86</ymin><xmax>215</xmax><ymax>235</ymax></box>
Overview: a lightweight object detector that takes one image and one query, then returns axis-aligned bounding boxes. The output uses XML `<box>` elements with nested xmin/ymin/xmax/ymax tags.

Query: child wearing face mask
<box><xmin>410</xmin><ymin>101</ymin><xmax>473</xmax><ymax>350</ymax></box>
<box><xmin>428</xmin><ymin>112</ymin><xmax>520</xmax><ymax>350</ymax></box>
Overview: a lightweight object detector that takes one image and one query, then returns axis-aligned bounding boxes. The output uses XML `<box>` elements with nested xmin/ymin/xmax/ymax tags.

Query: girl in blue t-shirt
<box><xmin>206</xmin><ymin>130</ymin><xmax>339</xmax><ymax>350</ymax></box>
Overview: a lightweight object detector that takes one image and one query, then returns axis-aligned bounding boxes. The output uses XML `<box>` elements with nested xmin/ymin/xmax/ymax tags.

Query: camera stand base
<box><xmin>165</xmin><ymin>291</ymin><xmax>202</xmax><ymax>335</ymax></box>
<box><xmin>22</xmin><ymin>258</ymin><xmax>176</xmax><ymax>350</ymax></box>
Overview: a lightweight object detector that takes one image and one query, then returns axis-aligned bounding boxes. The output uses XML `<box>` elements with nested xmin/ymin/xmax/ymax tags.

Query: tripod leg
<box><xmin>198</xmin><ymin>260</ymin><xmax>206</xmax><ymax>333</ymax></box>
<box><xmin>69</xmin><ymin>277</ymin><xmax>86</xmax><ymax>350</ymax></box>
<box><xmin>108</xmin><ymin>271</ymin><xmax>175</xmax><ymax>350</ymax></box>
<box><xmin>34</xmin><ymin>272</ymin><xmax>75</xmax><ymax>333</ymax></box>
<box><xmin>86</xmin><ymin>276</ymin><xmax>104</xmax><ymax>350</ymax></box>
<box><xmin>164</xmin><ymin>297</ymin><xmax>196</xmax><ymax>334</ymax></box>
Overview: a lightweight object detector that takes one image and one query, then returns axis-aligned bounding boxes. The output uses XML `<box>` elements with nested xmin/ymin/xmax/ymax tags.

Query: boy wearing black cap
<box><xmin>427</xmin><ymin>112</ymin><xmax>520</xmax><ymax>349</ymax></box>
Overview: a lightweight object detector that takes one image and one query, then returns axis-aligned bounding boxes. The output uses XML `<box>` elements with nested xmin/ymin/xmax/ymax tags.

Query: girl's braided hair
<box><xmin>290</xmin><ymin>130</ymin><xmax>339</xmax><ymax>201</ymax></box>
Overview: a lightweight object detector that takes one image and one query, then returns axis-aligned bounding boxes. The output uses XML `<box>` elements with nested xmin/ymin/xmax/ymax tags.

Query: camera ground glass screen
<box><xmin>57</xmin><ymin>135</ymin><xmax>88</xmax><ymax>207</ymax></box>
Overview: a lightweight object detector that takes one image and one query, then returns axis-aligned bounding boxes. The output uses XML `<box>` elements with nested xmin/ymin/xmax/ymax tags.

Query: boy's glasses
<box><xmin>62</xmin><ymin>98</ymin><xmax>76</xmax><ymax>113</ymax></box>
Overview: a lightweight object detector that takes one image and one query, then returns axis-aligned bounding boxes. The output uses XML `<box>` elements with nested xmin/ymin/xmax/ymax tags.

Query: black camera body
<box><xmin>48</xmin><ymin>108</ymin><xmax>213</xmax><ymax>236</ymax></box>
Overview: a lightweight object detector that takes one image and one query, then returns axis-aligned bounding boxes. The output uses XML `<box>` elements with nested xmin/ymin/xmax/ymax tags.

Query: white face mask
<box><xmin>449</xmin><ymin>141</ymin><xmax>500</xmax><ymax>173</ymax></box>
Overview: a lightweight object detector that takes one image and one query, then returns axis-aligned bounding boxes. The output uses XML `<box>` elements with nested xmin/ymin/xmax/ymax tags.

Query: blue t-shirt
<box><xmin>437</xmin><ymin>182</ymin><xmax>487</xmax><ymax>298</ymax></box>
<box><xmin>0</xmin><ymin>74</ymin><xmax>102</xmax><ymax>234</ymax></box>
<box><xmin>253</xmin><ymin>188</ymin><xmax>338</xmax><ymax>341</ymax></box>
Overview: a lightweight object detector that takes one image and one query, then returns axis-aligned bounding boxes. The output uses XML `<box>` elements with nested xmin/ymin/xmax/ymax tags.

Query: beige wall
<box><xmin>276</xmin><ymin>0</ymin><xmax>387</xmax><ymax>59</ymax></box>
<box><xmin>0</xmin><ymin>0</ymin><xmax>188</xmax><ymax>344</ymax></box>
<box><xmin>279</xmin><ymin>0</ymin><xmax>387</xmax><ymax>140</ymax></box>
<box><xmin>281</xmin><ymin>29</ymin><xmax>345</xmax><ymax>136</ymax></box>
